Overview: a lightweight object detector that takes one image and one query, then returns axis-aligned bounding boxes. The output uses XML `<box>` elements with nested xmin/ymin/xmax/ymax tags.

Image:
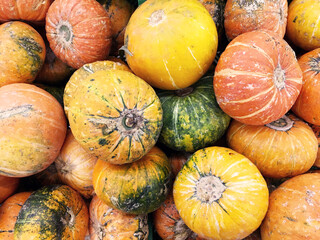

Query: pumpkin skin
<box><xmin>311</xmin><ymin>125</ymin><xmax>320</xmax><ymax>168</ymax></box>
<box><xmin>224</xmin><ymin>0</ymin><xmax>288</xmax><ymax>40</ymax></box>
<box><xmin>260</xmin><ymin>173</ymin><xmax>320</xmax><ymax>240</ymax></box>
<box><xmin>14</xmin><ymin>185</ymin><xmax>89</xmax><ymax>240</ymax></box>
<box><xmin>0</xmin><ymin>175</ymin><xmax>20</xmax><ymax>203</ymax></box>
<box><xmin>35</xmin><ymin>83</ymin><xmax>65</xmax><ymax>107</ymax></box>
<box><xmin>33</xmin><ymin>163</ymin><xmax>62</xmax><ymax>186</ymax></box>
<box><xmin>286</xmin><ymin>0</ymin><xmax>320</xmax><ymax>51</ymax></box>
<box><xmin>68</xmin><ymin>69</ymin><xmax>163</xmax><ymax>165</ymax></box>
<box><xmin>214</xmin><ymin>30</ymin><xmax>302</xmax><ymax>125</ymax></box>
<box><xmin>0</xmin><ymin>192</ymin><xmax>32</xmax><ymax>240</ymax></box>
<box><xmin>291</xmin><ymin>48</ymin><xmax>320</xmax><ymax>125</ymax></box>
<box><xmin>227</xmin><ymin>114</ymin><xmax>318</xmax><ymax>178</ymax></box>
<box><xmin>55</xmin><ymin>130</ymin><xmax>98</xmax><ymax>199</ymax></box>
<box><xmin>157</xmin><ymin>75</ymin><xmax>230</xmax><ymax>152</ymax></box>
<box><xmin>124</xmin><ymin>0</ymin><xmax>218</xmax><ymax>90</ymax></box>
<box><xmin>0</xmin><ymin>83</ymin><xmax>67</xmax><ymax>177</ymax></box>
<box><xmin>89</xmin><ymin>195</ymin><xmax>149</xmax><ymax>240</ymax></box>
<box><xmin>169</xmin><ymin>152</ymin><xmax>191</xmax><ymax>178</ymax></box>
<box><xmin>93</xmin><ymin>147</ymin><xmax>171</xmax><ymax>215</ymax></box>
<box><xmin>0</xmin><ymin>21</ymin><xmax>46</xmax><ymax>87</ymax></box>
<box><xmin>173</xmin><ymin>146</ymin><xmax>269</xmax><ymax>240</ymax></box>
<box><xmin>45</xmin><ymin>0</ymin><xmax>113</xmax><ymax>69</ymax></box>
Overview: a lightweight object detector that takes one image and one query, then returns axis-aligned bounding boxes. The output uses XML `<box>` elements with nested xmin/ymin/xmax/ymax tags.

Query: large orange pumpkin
<box><xmin>214</xmin><ymin>30</ymin><xmax>302</xmax><ymax>125</ymax></box>
<box><xmin>0</xmin><ymin>83</ymin><xmax>67</xmax><ymax>177</ymax></box>
<box><xmin>311</xmin><ymin>124</ymin><xmax>320</xmax><ymax>168</ymax></box>
<box><xmin>292</xmin><ymin>48</ymin><xmax>320</xmax><ymax>125</ymax></box>
<box><xmin>123</xmin><ymin>0</ymin><xmax>218</xmax><ymax>90</ymax></box>
<box><xmin>0</xmin><ymin>175</ymin><xmax>20</xmax><ymax>203</ymax></box>
<box><xmin>46</xmin><ymin>0</ymin><xmax>113</xmax><ymax>69</ymax></box>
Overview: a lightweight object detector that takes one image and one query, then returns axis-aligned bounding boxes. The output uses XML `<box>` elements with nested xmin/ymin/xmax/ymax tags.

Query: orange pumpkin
<box><xmin>261</xmin><ymin>173</ymin><xmax>320</xmax><ymax>240</ymax></box>
<box><xmin>169</xmin><ymin>152</ymin><xmax>191</xmax><ymax>177</ymax></box>
<box><xmin>227</xmin><ymin>114</ymin><xmax>318</xmax><ymax>178</ymax></box>
<box><xmin>0</xmin><ymin>175</ymin><xmax>20</xmax><ymax>203</ymax></box>
<box><xmin>292</xmin><ymin>48</ymin><xmax>320</xmax><ymax>125</ymax></box>
<box><xmin>0</xmin><ymin>83</ymin><xmax>67</xmax><ymax>177</ymax></box>
<box><xmin>224</xmin><ymin>0</ymin><xmax>288</xmax><ymax>40</ymax></box>
<box><xmin>89</xmin><ymin>195</ymin><xmax>149</xmax><ymax>240</ymax></box>
<box><xmin>55</xmin><ymin>130</ymin><xmax>98</xmax><ymax>199</ymax></box>
<box><xmin>45</xmin><ymin>0</ymin><xmax>113</xmax><ymax>69</ymax></box>
<box><xmin>214</xmin><ymin>30</ymin><xmax>302</xmax><ymax>125</ymax></box>
<box><xmin>311</xmin><ymin>124</ymin><xmax>320</xmax><ymax>168</ymax></box>
<box><xmin>0</xmin><ymin>21</ymin><xmax>46</xmax><ymax>87</ymax></box>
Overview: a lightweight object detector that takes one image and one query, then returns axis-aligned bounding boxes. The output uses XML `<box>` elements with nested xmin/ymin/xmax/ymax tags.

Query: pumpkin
<box><xmin>291</xmin><ymin>48</ymin><xmax>320</xmax><ymax>125</ymax></box>
<box><xmin>311</xmin><ymin>125</ymin><xmax>320</xmax><ymax>168</ymax></box>
<box><xmin>169</xmin><ymin>152</ymin><xmax>191</xmax><ymax>177</ymax></box>
<box><xmin>68</xmin><ymin>69</ymin><xmax>163</xmax><ymax>165</ymax></box>
<box><xmin>33</xmin><ymin>163</ymin><xmax>62</xmax><ymax>186</ymax></box>
<box><xmin>45</xmin><ymin>0</ymin><xmax>113</xmax><ymax>69</ymax></box>
<box><xmin>14</xmin><ymin>185</ymin><xmax>89</xmax><ymax>239</ymax></box>
<box><xmin>0</xmin><ymin>83</ymin><xmax>67</xmax><ymax>177</ymax></box>
<box><xmin>89</xmin><ymin>195</ymin><xmax>149</xmax><ymax>240</ymax></box>
<box><xmin>157</xmin><ymin>75</ymin><xmax>230</xmax><ymax>153</ymax></box>
<box><xmin>55</xmin><ymin>130</ymin><xmax>98</xmax><ymax>199</ymax></box>
<box><xmin>35</xmin><ymin>84</ymin><xmax>65</xmax><ymax>107</ymax></box>
<box><xmin>93</xmin><ymin>146</ymin><xmax>171</xmax><ymax>215</ymax></box>
<box><xmin>0</xmin><ymin>175</ymin><xmax>20</xmax><ymax>203</ymax></box>
<box><xmin>286</xmin><ymin>0</ymin><xmax>320</xmax><ymax>51</ymax></box>
<box><xmin>260</xmin><ymin>173</ymin><xmax>320</xmax><ymax>239</ymax></box>
<box><xmin>173</xmin><ymin>146</ymin><xmax>269</xmax><ymax>240</ymax></box>
<box><xmin>0</xmin><ymin>21</ymin><xmax>46</xmax><ymax>87</ymax></box>
<box><xmin>0</xmin><ymin>192</ymin><xmax>32</xmax><ymax>240</ymax></box>
<box><xmin>224</xmin><ymin>0</ymin><xmax>288</xmax><ymax>40</ymax></box>
<box><xmin>227</xmin><ymin>114</ymin><xmax>318</xmax><ymax>178</ymax></box>
<box><xmin>0</xmin><ymin>0</ymin><xmax>52</xmax><ymax>23</ymax></box>
<box><xmin>123</xmin><ymin>0</ymin><xmax>218</xmax><ymax>90</ymax></box>
<box><xmin>214</xmin><ymin>30</ymin><xmax>302</xmax><ymax>125</ymax></box>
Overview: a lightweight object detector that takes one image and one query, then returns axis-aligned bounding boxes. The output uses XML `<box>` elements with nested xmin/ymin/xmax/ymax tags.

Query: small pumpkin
<box><xmin>224</xmin><ymin>0</ymin><xmax>288</xmax><ymax>40</ymax></box>
<box><xmin>45</xmin><ymin>0</ymin><xmax>113</xmax><ymax>69</ymax></box>
<box><xmin>14</xmin><ymin>185</ymin><xmax>89</xmax><ymax>239</ymax></box>
<box><xmin>227</xmin><ymin>114</ymin><xmax>318</xmax><ymax>178</ymax></box>
<box><xmin>214</xmin><ymin>30</ymin><xmax>302</xmax><ymax>125</ymax></box>
<box><xmin>124</xmin><ymin>0</ymin><xmax>218</xmax><ymax>90</ymax></box>
<box><xmin>0</xmin><ymin>21</ymin><xmax>46</xmax><ymax>87</ymax></box>
<box><xmin>68</xmin><ymin>69</ymin><xmax>163</xmax><ymax>165</ymax></box>
<box><xmin>89</xmin><ymin>195</ymin><xmax>149</xmax><ymax>240</ymax></box>
<box><xmin>0</xmin><ymin>175</ymin><xmax>20</xmax><ymax>203</ymax></box>
<box><xmin>173</xmin><ymin>146</ymin><xmax>269</xmax><ymax>240</ymax></box>
<box><xmin>260</xmin><ymin>173</ymin><xmax>320</xmax><ymax>239</ymax></box>
<box><xmin>93</xmin><ymin>146</ymin><xmax>171</xmax><ymax>215</ymax></box>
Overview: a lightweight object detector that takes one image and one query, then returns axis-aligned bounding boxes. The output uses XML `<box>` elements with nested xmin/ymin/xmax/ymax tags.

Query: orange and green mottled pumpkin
<box><xmin>93</xmin><ymin>147</ymin><xmax>171</xmax><ymax>215</ymax></box>
<box><xmin>173</xmin><ymin>146</ymin><xmax>269</xmax><ymax>240</ymax></box>
<box><xmin>14</xmin><ymin>185</ymin><xmax>89</xmax><ymax>240</ymax></box>
<box><xmin>68</xmin><ymin>69</ymin><xmax>163</xmax><ymax>165</ymax></box>
<box><xmin>89</xmin><ymin>195</ymin><xmax>149</xmax><ymax>240</ymax></box>
<box><xmin>0</xmin><ymin>21</ymin><xmax>46</xmax><ymax>87</ymax></box>
<box><xmin>124</xmin><ymin>0</ymin><xmax>218</xmax><ymax>90</ymax></box>
<box><xmin>0</xmin><ymin>175</ymin><xmax>20</xmax><ymax>203</ymax></box>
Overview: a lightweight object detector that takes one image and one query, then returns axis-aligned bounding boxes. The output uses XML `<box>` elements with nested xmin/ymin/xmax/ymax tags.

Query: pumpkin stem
<box><xmin>273</xmin><ymin>64</ymin><xmax>286</xmax><ymax>90</ymax></box>
<box><xmin>56</xmin><ymin>20</ymin><xmax>73</xmax><ymax>48</ymax></box>
<box><xmin>175</xmin><ymin>87</ymin><xmax>194</xmax><ymax>97</ymax></box>
<box><xmin>265</xmin><ymin>114</ymin><xmax>294</xmax><ymax>131</ymax></box>
<box><xmin>124</xmin><ymin>113</ymin><xmax>138</xmax><ymax>128</ymax></box>
<box><xmin>308</xmin><ymin>56</ymin><xmax>320</xmax><ymax>74</ymax></box>
<box><xmin>61</xmin><ymin>207</ymin><xmax>76</xmax><ymax>228</ymax></box>
<box><xmin>196</xmin><ymin>175</ymin><xmax>226</xmax><ymax>204</ymax></box>
<box><xmin>149</xmin><ymin>9</ymin><xmax>166</xmax><ymax>26</ymax></box>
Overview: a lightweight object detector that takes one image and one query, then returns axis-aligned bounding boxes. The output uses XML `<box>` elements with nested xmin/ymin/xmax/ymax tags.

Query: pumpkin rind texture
<box><xmin>0</xmin><ymin>21</ymin><xmax>46</xmax><ymax>87</ymax></box>
<box><xmin>173</xmin><ymin>146</ymin><xmax>269</xmax><ymax>240</ymax></box>
<box><xmin>124</xmin><ymin>0</ymin><xmax>218</xmax><ymax>90</ymax></box>
<box><xmin>14</xmin><ymin>185</ymin><xmax>89</xmax><ymax>240</ymax></box>
<box><xmin>92</xmin><ymin>147</ymin><xmax>171</xmax><ymax>215</ymax></box>
<box><xmin>260</xmin><ymin>173</ymin><xmax>320</xmax><ymax>240</ymax></box>
<box><xmin>214</xmin><ymin>30</ymin><xmax>302</xmax><ymax>125</ymax></box>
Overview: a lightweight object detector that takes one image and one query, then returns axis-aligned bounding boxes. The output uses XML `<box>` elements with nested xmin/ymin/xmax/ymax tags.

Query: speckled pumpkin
<box><xmin>0</xmin><ymin>83</ymin><xmax>67</xmax><ymax>177</ymax></box>
<box><xmin>14</xmin><ymin>185</ymin><xmax>89</xmax><ymax>240</ymax></box>
<box><xmin>89</xmin><ymin>195</ymin><xmax>149</xmax><ymax>240</ymax></box>
<box><xmin>0</xmin><ymin>21</ymin><xmax>46</xmax><ymax>87</ymax></box>
<box><xmin>68</xmin><ymin>69</ymin><xmax>163</xmax><ymax>165</ymax></box>
<box><xmin>173</xmin><ymin>146</ymin><xmax>269</xmax><ymax>240</ymax></box>
<box><xmin>0</xmin><ymin>175</ymin><xmax>20</xmax><ymax>203</ymax></box>
<box><xmin>93</xmin><ymin>147</ymin><xmax>171</xmax><ymax>215</ymax></box>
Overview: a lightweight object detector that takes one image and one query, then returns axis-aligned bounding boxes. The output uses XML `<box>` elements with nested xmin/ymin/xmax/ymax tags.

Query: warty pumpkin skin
<box><xmin>214</xmin><ymin>30</ymin><xmax>302</xmax><ymax>125</ymax></box>
<box><xmin>45</xmin><ymin>0</ymin><xmax>113</xmax><ymax>69</ymax></box>
<box><xmin>124</xmin><ymin>0</ymin><xmax>218</xmax><ymax>90</ymax></box>
<box><xmin>89</xmin><ymin>195</ymin><xmax>149</xmax><ymax>240</ymax></box>
<box><xmin>0</xmin><ymin>21</ymin><xmax>46</xmax><ymax>87</ymax></box>
<box><xmin>68</xmin><ymin>69</ymin><xmax>163</xmax><ymax>165</ymax></box>
<box><xmin>0</xmin><ymin>83</ymin><xmax>67</xmax><ymax>177</ymax></box>
<box><xmin>92</xmin><ymin>146</ymin><xmax>171</xmax><ymax>215</ymax></box>
<box><xmin>227</xmin><ymin>114</ymin><xmax>318</xmax><ymax>178</ymax></box>
<box><xmin>173</xmin><ymin>146</ymin><xmax>269</xmax><ymax>240</ymax></box>
<box><xmin>260</xmin><ymin>173</ymin><xmax>320</xmax><ymax>240</ymax></box>
<box><xmin>14</xmin><ymin>185</ymin><xmax>89</xmax><ymax>240</ymax></box>
<box><xmin>0</xmin><ymin>175</ymin><xmax>20</xmax><ymax>203</ymax></box>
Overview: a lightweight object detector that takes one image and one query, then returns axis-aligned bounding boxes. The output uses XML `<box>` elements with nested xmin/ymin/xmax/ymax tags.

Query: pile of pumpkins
<box><xmin>0</xmin><ymin>0</ymin><xmax>320</xmax><ymax>239</ymax></box>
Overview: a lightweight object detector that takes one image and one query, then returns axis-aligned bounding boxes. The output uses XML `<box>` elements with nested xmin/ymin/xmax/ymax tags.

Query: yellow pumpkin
<box><xmin>123</xmin><ymin>0</ymin><xmax>218</xmax><ymax>90</ymax></box>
